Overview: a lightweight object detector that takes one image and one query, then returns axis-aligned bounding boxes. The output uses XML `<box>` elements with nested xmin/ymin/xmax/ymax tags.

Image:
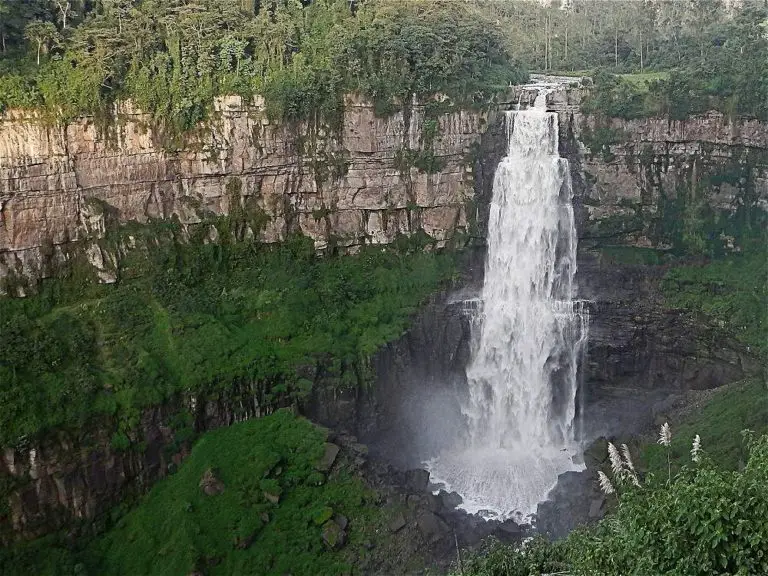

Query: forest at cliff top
<box><xmin>0</xmin><ymin>0</ymin><xmax>766</xmax><ymax>127</ymax></box>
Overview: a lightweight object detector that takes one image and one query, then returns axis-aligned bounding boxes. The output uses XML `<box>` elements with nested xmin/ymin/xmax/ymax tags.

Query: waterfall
<box><xmin>426</xmin><ymin>93</ymin><xmax>589</xmax><ymax>520</ymax></box>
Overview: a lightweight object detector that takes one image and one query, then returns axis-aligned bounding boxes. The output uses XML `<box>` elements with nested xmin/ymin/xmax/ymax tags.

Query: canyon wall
<box><xmin>0</xmin><ymin>86</ymin><xmax>766</xmax><ymax>540</ymax></box>
<box><xmin>552</xmin><ymin>88</ymin><xmax>766</xmax><ymax>394</ymax></box>
<box><xmin>0</xmin><ymin>95</ymin><xmax>484</xmax><ymax>291</ymax></box>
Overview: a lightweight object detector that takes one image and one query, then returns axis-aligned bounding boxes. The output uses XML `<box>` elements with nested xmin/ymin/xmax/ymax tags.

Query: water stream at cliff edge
<box><xmin>426</xmin><ymin>91</ymin><xmax>589</xmax><ymax>522</ymax></box>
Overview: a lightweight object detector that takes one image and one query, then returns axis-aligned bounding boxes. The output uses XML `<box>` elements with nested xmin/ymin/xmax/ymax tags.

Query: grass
<box><xmin>643</xmin><ymin>378</ymin><xmax>768</xmax><ymax>474</ymax></box>
<box><xmin>661</xmin><ymin>249</ymin><xmax>768</xmax><ymax>355</ymax></box>
<box><xmin>618</xmin><ymin>71</ymin><xmax>669</xmax><ymax>88</ymax></box>
<box><xmin>88</xmin><ymin>410</ymin><xmax>380</xmax><ymax>575</ymax></box>
<box><xmin>642</xmin><ymin>249</ymin><xmax>768</xmax><ymax>473</ymax></box>
<box><xmin>0</xmin><ymin>228</ymin><xmax>458</xmax><ymax>446</ymax></box>
<box><xmin>0</xmin><ymin>411</ymin><xmax>387</xmax><ymax>576</ymax></box>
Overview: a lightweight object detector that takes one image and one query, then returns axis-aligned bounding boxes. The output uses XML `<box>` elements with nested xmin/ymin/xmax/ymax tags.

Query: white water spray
<box><xmin>427</xmin><ymin>91</ymin><xmax>589</xmax><ymax>520</ymax></box>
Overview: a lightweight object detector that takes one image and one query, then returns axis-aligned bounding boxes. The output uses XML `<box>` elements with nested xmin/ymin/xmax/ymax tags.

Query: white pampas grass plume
<box><xmin>658</xmin><ymin>422</ymin><xmax>672</xmax><ymax>447</ymax></box>
<box><xmin>621</xmin><ymin>444</ymin><xmax>635</xmax><ymax>472</ymax></box>
<box><xmin>691</xmin><ymin>434</ymin><xmax>702</xmax><ymax>463</ymax></box>
<box><xmin>608</xmin><ymin>442</ymin><xmax>624</xmax><ymax>479</ymax></box>
<box><xmin>621</xmin><ymin>444</ymin><xmax>641</xmax><ymax>487</ymax></box>
<box><xmin>598</xmin><ymin>471</ymin><xmax>615</xmax><ymax>495</ymax></box>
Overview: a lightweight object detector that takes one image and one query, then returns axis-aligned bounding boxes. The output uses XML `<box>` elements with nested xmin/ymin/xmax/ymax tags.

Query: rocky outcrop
<box><xmin>0</xmin><ymin>95</ymin><xmax>484</xmax><ymax>290</ymax></box>
<box><xmin>566</xmin><ymin>104</ymin><xmax>767</xmax><ymax>250</ymax></box>
<box><xmin>1</xmin><ymin>84</ymin><xmax>766</xmax><ymax>543</ymax></box>
<box><xmin>577</xmin><ymin>252</ymin><xmax>755</xmax><ymax>394</ymax></box>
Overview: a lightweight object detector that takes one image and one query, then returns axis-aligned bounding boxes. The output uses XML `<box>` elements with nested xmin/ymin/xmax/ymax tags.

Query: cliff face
<box><xmin>574</xmin><ymin>111</ymin><xmax>768</xmax><ymax>248</ymax></box>
<box><xmin>0</xmin><ymin>95</ymin><xmax>483</xmax><ymax>291</ymax></box>
<box><xmin>555</xmin><ymin>91</ymin><xmax>767</xmax><ymax>394</ymax></box>
<box><xmin>1</xmin><ymin>87</ymin><xmax>766</xmax><ymax>541</ymax></box>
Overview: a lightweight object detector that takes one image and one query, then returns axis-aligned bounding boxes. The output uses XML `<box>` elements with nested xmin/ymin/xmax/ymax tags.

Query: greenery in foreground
<box><xmin>0</xmin><ymin>227</ymin><xmax>457</xmax><ymax>447</ymax></box>
<box><xmin>0</xmin><ymin>410</ymin><xmax>388</xmax><ymax>575</ymax></box>
<box><xmin>644</xmin><ymin>378</ymin><xmax>768</xmax><ymax>474</ymax></box>
<box><xmin>456</xmin><ymin>424</ymin><xmax>768</xmax><ymax>576</ymax></box>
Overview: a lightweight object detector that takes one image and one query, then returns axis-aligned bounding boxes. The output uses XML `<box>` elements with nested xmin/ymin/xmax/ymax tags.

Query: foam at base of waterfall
<box><xmin>425</xmin><ymin>445</ymin><xmax>584</xmax><ymax>521</ymax></box>
<box><xmin>428</xmin><ymin>92</ymin><xmax>589</xmax><ymax>520</ymax></box>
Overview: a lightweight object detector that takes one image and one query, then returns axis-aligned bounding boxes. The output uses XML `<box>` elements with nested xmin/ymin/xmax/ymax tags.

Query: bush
<box><xmin>455</xmin><ymin>432</ymin><xmax>768</xmax><ymax>576</ymax></box>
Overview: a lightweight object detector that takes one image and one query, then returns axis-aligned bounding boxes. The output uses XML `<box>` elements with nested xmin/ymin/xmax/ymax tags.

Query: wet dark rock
<box><xmin>536</xmin><ymin>470</ymin><xmax>601</xmax><ymax>540</ymax></box>
<box><xmin>583</xmin><ymin>437</ymin><xmax>608</xmax><ymax>470</ymax></box>
<box><xmin>494</xmin><ymin>519</ymin><xmax>522</xmax><ymax>540</ymax></box>
<box><xmin>438</xmin><ymin>490</ymin><xmax>463</xmax><ymax>510</ymax></box>
<box><xmin>588</xmin><ymin>496</ymin><xmax>606</xmax><ymax>519</ymax></box>
<box><xmin>199</xmin><ymin>468</ymin><xmax>224</xmax><ymax>496</ymax></box>
<box><xmin>404</xmin><ymin>469</ymin><xmax>430</xmax><ymax>492</ymax></box>
<box><xmin>321</xmin><ymin>520</ymin><xmax>347</xmax><ymax>550</ymax></box>
<box><xmin>406</xmin><ymin>494</ymin><xmax>421</xmax><ymax>509</ymax></box>
<box><xmin>388</xmin><ymin>513</ymin><xmax>407</xmax><ymax>533</ymax></box>
<box><xmin>425</xmin><ymin>492</ymin><xmax>442</xmax><ymax>512</ymax></box>
<box><xmin>315</xmin><ymin>443</ymin><xmax>340</xmax><ymax>472</ymax></box>
<box><xmin>416</xmin><ymin>511</ymin><xmax>450</xmax><ymax>543</ymax></box>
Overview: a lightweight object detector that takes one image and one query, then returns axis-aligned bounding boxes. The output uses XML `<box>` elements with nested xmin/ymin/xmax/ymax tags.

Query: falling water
<box><xmin>426</xmin><ymin>91</ymin><xmax>589</xmax><ymax>520</ymax></box>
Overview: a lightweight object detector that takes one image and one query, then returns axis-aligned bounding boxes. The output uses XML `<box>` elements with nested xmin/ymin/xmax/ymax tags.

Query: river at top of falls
<box><xmin>425</xmin><ymin>90</ymin><xmax>589</xmax><ymax>522</ymax></box>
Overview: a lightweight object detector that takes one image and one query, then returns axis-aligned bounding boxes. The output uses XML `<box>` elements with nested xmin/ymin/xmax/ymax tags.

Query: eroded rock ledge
<box><xmin>0</xmin><ymin>95</ymin><xmax>485</xmax><ymax>289</ymax></box>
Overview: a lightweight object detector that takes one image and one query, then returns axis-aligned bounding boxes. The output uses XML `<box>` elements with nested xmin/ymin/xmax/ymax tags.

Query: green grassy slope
<box><xmin>0</xmin><ymin>232</ymin><xmax>458</xmax><ymax>446</ymax></box>
<box><xmin>0</xmin><ymin>411</ymin><xmax>390</xmax><ymax>575</ymax></box>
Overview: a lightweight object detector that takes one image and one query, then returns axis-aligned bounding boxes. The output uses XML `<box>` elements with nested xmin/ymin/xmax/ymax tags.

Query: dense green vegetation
<box><xmin>0</xmin><ymin>222</ymin><xmax>457</xmax><ymax>446</ymax></box>
<box><xmin>0</xmin><ymin>410</ymin><xmax>390</xmax><ymax>575</ymax></box>
<box><xmin>0</xmin><ymin>0</ymin><xmax>524</xmax><ymax>130</ymax></box>
<box><xmin>456</xmin><ymin>431</ymin><xmax>768</xmax><ymax>576</ymax></box>
<box><xmin>580</xmin><ymin>2</ymin><xmax>767</xmax><ymax>121</ymax></box>
<box><xmin>483</xmin><ymin>0</ymin><xmax>768</xmax><ymax>121</ymax></box>
<box><xmin>662</xmin><ymin>250</ymin><xmax>768</xmax><ymax>358</ymax></box>
<box><xmin>644</xmin><ymin>378</ymin><xmax>768</xmax><ymax>474</ymax></box>
<box><xmin>2</xmin><ymin>1</ymin><xmax>765</xmax><ymax>128</ymax></box>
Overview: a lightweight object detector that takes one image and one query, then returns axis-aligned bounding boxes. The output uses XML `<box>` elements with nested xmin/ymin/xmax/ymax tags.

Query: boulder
<box><xmin>416</xmin><ymin>511</ymin><xmax>449</xmax><ymax>543</ymax></box>
<box><xmin>321</xmin><ymin>520</ymin><xmax>347</xmax><ymax>550</ymax></box>
<box><xmin>404</xmin><ymin>469</ymin><xmax>430</xmax><ymax>492</ymax></box>
<box><xmin>583</xmin><ymin>437</ymin><xmax>608</xmax><ymax>470</ymax></box>
<box><xmin>263</xmin><ymin>491</ymin><xmax>280</xmax><ymax>505</ymax></box>
<box><xmin>495</xmin><ymin>519</ymin><xmax>522</xmax><ymax>539</ymax></box>
<box><xmin>199</xmin><ymin>468</ymin><xmax>224</xmax><ymax>496</ymax></box>
<box><xmin>388</xmin><ymin>512</ymin><xmax>407</xmax><ymax>533</ymax></box>
<box><xmin>588</xmin><ymin>496</ymin><xmax>606</xmax><ymax>519</ymax></box>
<box><xmin>334</xmin><ymin>514</ymin><xmax>349</xmax><ymax>531</ymax></box>
<box><xmin>438</xmin><ymin>490</ymin><xmax>463</xmax><ymax>510</ymax></box>
<box><xmin>315</xmin><ymin>443</ymin><xmax>340</xmax><ymax>472</ymax></box>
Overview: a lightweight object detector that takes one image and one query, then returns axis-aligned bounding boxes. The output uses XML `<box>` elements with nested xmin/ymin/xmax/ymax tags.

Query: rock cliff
<box><xmin>0</xmin><ymin>86</ymin><xmax>766</xmax><ymax>541</ymax></box>
<box><xmin>0</xmin><ymin>95</ymin><xmax>483</xmax><ymax>291</ymax></box>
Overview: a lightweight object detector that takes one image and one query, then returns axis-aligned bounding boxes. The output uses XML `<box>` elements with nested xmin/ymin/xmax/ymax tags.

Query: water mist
<box><xmin>426</xmin><ymin>92</ymin><xmax>589</xmax><ymax>520</ymax></box>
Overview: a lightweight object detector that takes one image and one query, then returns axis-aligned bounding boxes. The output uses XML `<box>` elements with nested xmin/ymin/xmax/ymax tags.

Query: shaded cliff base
<box><xmin>346</xmin><ymin>243</ymin><xmax>764</xmax><ymax>543</ymax></box>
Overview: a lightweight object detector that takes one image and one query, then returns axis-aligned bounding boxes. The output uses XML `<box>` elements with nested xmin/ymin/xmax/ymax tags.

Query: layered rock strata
<box><xmin>0</xmin><ymin>95</ymin><xmax>483</xmax><ymax>290</ymax></box>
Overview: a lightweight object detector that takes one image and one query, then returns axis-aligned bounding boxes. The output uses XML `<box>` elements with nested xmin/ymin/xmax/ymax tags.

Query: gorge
<box><xmin>0</xmin><ymin>78</ymin><xmax>765</xmax><ymax>573</ymax></box>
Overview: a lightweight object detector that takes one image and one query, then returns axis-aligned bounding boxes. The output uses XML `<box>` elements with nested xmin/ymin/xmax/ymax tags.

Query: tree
<box><xmin>51</xmin><ymin>0</ymin><xmax>78</xmax><ymax>30</ymax></box>
<box><xmin>24</xmin><ymin>20</ymin><xmax>57</xmax><ymax>64</ymax></box>
<box><xmin>0</xmin><ymin>0</ymin><xmax>8</xmax><ymax>52</ymax></box>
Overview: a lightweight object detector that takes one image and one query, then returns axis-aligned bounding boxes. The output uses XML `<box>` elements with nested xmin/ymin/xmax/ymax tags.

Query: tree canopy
<box><xmin>0</xmin><ymin>0</ymin><xmax>526</xmax><ymax>129</ymax></box>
